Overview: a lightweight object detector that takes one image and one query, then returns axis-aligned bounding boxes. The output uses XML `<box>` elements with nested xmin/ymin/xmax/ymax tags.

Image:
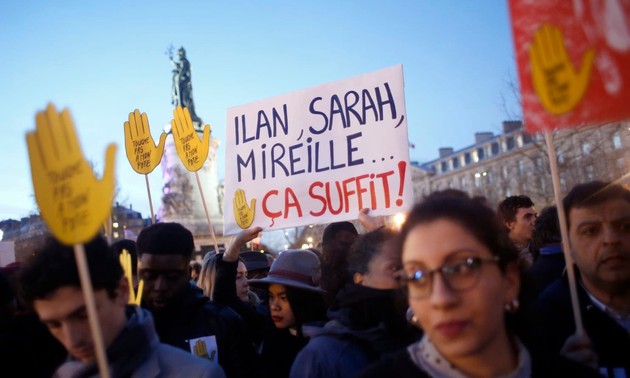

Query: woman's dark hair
<box><xmin>347</xmin><ymin>227</ymin><xmax>397</xmax><ymax>275</ymax></box>
<box><xmin>285</xmin><ymin>286</ymin><xmax>327</xmax><ymax>338</ymax></box>
<box><xmin>399</xmin><ymin>190</ymin><xmax>518</xmax><ymax>271</ymax></box>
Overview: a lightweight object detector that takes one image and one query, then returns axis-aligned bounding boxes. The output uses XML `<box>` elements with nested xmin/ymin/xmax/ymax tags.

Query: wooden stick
<box><xmin>543</xmin><ymin>129</ymin><xmax>585</xmax><ymax>336</ymax></box>
<box><xmin>73</xmin><ymin>243</ymin><xmax>110</xmax><ymax>378</ymax></box>
<box><xmin>195</xmin><ymin>171</ymin><xmax>220</xmax><ymax>254</ymax></box>
<box><xmin>145</xmin><ymin>174</ymin><xmax>155</xmax><ymax>224</ymax></box>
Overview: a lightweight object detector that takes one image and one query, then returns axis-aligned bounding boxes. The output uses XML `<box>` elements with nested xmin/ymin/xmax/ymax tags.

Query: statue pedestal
<box><xmin>158</xmin><ymin>125</ymin><xmax>229</xmax><ymax>252</ymax></box>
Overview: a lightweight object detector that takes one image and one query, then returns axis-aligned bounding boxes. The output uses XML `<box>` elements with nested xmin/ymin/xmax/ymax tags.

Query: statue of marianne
<box><xmin>169</xmin><ymin>46</ymin><xmax>202</xmax><ymax>125</ymax></box>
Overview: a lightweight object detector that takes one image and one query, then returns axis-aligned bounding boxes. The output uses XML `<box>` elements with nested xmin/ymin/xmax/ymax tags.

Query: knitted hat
<box><xmin>249</xmin><ymin>249</ymin><xmax>323</xmax><ymax>292</ymax></box>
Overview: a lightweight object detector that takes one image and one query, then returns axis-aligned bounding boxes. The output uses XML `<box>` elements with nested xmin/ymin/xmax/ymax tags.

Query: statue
<box><xmin>168</xmin><ymin>46</ymin><xmax>202</xmax><ymax>125</ymax></box>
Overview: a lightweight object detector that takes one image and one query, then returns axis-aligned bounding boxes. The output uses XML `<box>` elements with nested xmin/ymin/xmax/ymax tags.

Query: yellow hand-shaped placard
<box><xmin>171</xmin><ymin>106</ymin><xmax>210</xmax><ymax>172</ymax></box>
<box><xmin>233</xmin><ymin>189</ymin><xmax>256</xmax><ymax>229</ymax></box>
<box><xmin>26</xmin><ymin>103</ymin><xmax>117</xmax><ymax>245</ymax></box>
<box><xmin>124</xmin><ymin>109</ymin><xmax>167</xmax><ymax>174</ymax></box>
<box><xmin>118</xmin><ymin>249</ymin><xmax>144</xmax><ymax>306</ymax></box>
<box><xmin>193</xmin><ymin>340</ymin><xmax>208</xmax><ymax>359</ymax></box>
<box><xmin>530</xmin><ymin>23</ymin><xmax>595</xmax><ymax>116</ymax></box>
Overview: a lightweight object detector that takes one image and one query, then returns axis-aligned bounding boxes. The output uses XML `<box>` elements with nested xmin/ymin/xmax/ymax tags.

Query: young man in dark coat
<box><xmin>137</xmin><ymin>222</ymin><xmax>256</xmax><ymax>378</ymax></box>
<box><xmin>20</xmin><ymin>234</ymin><xmax>225</xmax><ymax>378</ymax></box>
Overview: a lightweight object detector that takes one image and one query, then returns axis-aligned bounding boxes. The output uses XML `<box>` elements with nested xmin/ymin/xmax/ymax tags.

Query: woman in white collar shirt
<box><xmin>359</xmin><ymin>190</ymin><xmax>600</xmax><ymax>378</ymax></box>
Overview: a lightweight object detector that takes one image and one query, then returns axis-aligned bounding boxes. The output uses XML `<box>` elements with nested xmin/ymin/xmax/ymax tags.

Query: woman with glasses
<box><xmin>359</xmin><ymin>190</ymin><xmax>599</xmax><ymax>378</ymax></box>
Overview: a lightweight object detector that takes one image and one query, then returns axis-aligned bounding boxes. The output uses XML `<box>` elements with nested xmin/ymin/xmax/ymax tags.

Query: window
<box><xmin>441</xmin><ymin>161</ymin><xmax>448</xmax><ymax>173</ymax></box>
<box><xmin>461</xmin><ymin>176</ymin><xmax>467</xmax><ymax>189</ymax></box>
<box><xmin>491</xmin><ymin>143</ymin><xmax>499</xmax><ymax>155</ymax></box>
<box><xmin>582</xmin><ymin>142</ymin><xmax>591</xmax><ymax>154</ymax></box>
<box><xmin>452</xmin><ymin>157</ymin><xmax>460</xmax><ymax>169</ymax></box>
<box><xmin>477</xmin><ymin>147</ymin><xmax>485</xmax><ymax>160</ymax></box>
<box><xmin>536</xmin><ymin>158</ymin><xmax>543</xmax><ymax>168</ymax></box>
<box><xmin>506</xmin><ymin>137</ymin><xmax>515</xmax><ymax>150</ymax></box>
<box><xmin>502</xmin><ymin>165</ymin><xmax>509</xmax><ymax>178</ymax></box>
<box><xmin>522</xmin><ymin>134</ymin><xmax>532</xmax><ymax>144</ymax></box>
<box><xmin>586</xmin><ymin>165</ymin><xmax>594</xmax><ymax>181</ymax></box>
<box><xmin>464</xmin><ymin>152</ymin><xmax>472</xmax><ymax>165</ymax></box>
<box><xmin>613</xmin><ymin>132</ymin><xmax>622</xmax><ymax>149</ymax></box>
<box><xmin>557</xmin><ymin>149</ymin><xmax>565</xmax><ymax>164</ymax></box>
<box><xmin>518</xmin><ymin>160</ymin><xmax>525</xmax><ymax>175</ymax></box>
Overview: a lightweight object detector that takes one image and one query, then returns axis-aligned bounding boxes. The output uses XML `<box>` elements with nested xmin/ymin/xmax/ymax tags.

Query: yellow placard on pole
<box><xmin>171</xmin><ymin>106</ymin><xmax>210</xmax><ymax>172</ymax></box>
<box><xmin>124</xmin><ymin>109</ymin><xmax>167</xmax><ymax>174</ymax></box>
<box><xmin>26</xmin><ymin>103</ymin><xmax>117</xmax><ymax>245</ymax></box>
<box><xmin>26</xmin><ymin>102</ymin><xmax>115</xmax><ymax>378</ymax></box>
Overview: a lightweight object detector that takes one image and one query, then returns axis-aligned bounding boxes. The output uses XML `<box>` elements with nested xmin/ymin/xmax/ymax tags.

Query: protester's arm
<box><xmin>223</xmin><ymin>227</ymin><xmax>262</xmax><ymax>262</ymax></box>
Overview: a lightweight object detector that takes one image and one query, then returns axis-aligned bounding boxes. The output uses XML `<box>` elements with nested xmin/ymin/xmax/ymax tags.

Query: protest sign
<box><xmin>224</xmin><ymin>65</ymin><xmax>412</xmax><ymax>235</ymax></box>
<box><xmin>26</xmin><ymin>102</ymin><xmax>115</xmax><ymax>378</ymax></box>
<box><xmin>510</xmin><ymin>0</ymin><xmax>630</xmax><ymax>133</ymax></box>
<box><xmin>124</xmin><ymin>109</ymin><xmax>167</xmax><ymax>223</ymax></box>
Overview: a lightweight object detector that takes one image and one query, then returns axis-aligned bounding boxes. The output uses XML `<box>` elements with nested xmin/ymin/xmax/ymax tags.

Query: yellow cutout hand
<box><xmin>194</xmin><ymin>340</ymin><xmax>213</xmax><ymax>360</ymax></box>
<box><xmin>233</xmin><ymin>189</ymin><xmax>256</xmax><ymax>229</ymax></box>
<box><xmin>530</xmin><ymin>23</ymin><xmax>595</xmax><ymax>116</ymax></box>
<box><xmin>119</xmin><ymin>249</ymin><xmax>143</xmax><ymax>305</ymax></box>
<box><xmin>26</xmin><ymin>103</ymin><xmax>117</xmax><ymax>245</ymax></box>
<box><xmin>171</xmin><ymin>106</ymin><xmax>210</xmax><ymax>172</ymax></box>
<box><xmin>124</xmin><ymin>109</ymin><xmax>167</xmax><ymax>174</ymax></box>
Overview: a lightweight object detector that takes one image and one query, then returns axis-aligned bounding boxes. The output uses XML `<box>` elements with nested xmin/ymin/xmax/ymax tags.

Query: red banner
<box><xmin>510</xmin><ymin>0</ymin><xmax>630</xmax><ymax>133</ymax></box>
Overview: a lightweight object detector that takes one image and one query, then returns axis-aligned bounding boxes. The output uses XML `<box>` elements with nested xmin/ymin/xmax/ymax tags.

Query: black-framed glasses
<box><xmin>396</xmin><ymin>253</ymin><xmax>500</xmax><ymax>299</ymax></box>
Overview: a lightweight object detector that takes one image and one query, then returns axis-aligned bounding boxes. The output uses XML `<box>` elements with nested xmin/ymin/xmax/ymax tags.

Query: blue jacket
<box><xmin>53</xmin><ymin>306</ymin><xmax>226</xmax><ymax>378</ymax></box>
<box><xmin>290</xmin><ymin>284</ymin><xmax>420</xmax><ymax>378</ymax></box>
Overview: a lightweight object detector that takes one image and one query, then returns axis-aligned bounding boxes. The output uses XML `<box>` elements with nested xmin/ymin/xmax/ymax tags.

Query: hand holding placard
<box><xmin>124</xmin><ymin>109</ymin><xmax>166</xmax><ymax>174</ymax></box>
<box><xmin>530</xmin><ymin>23</ymin><xmax>595</xmax><ymax>115</ymax></box>
<box><xmin>233</xmin><ymin>189</ymin><xmax>256</xmax><ymax>229</ymax></box>
<box><xmin>171</xmin><ymin>106</ymin><xmax>210</xmax><ymax>172</ymax></box>
<box><xmin>26</xmin><ymin>103</ymin><xmax>117</xmax><ymax>245</ymax></box>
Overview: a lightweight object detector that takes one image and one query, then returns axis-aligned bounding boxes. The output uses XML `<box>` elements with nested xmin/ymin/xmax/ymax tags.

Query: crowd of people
<box><xmin>0</xmin><ymin>179</ymin><xmax>628</xmax><ymax>378</ymax></box>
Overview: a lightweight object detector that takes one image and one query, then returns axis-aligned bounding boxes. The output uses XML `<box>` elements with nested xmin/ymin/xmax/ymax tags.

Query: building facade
<box><xmin>410</xmin><ymin>120</ymin><xmax>629</xmax><ymax>209</ymax></box>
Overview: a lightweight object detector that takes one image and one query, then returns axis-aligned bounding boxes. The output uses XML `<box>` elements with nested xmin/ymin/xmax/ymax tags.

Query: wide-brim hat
<box><xmin>249</xmin><ymin>249</ymin><xmax>324</xmax><ymax>293</ymax></box>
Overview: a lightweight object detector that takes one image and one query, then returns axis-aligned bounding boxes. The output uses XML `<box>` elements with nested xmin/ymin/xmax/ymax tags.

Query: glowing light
<box><xmin>0</xmin><ymin>229</ymin><xmax>3</xmax><ymax>241</ymax></box>
<box><xmin>307</xmin><ymin>237</ymin><xmax>313</xmax><ymax>243</ymax></box>
<box><xmin>301</xmin><ymin>243</ymin><xmax>310</xmax><ymax>249</ymax></box>
<box><xmin>474</xmin><ymin>173</ymin><xmax>481</xmax><ymax>178</ymax></box>
<box><xmin>393</xmin><ymin>212</ymin><xmax>406</xmax><ymax>229</ymax></box>
<box><xmin>113</xmin><ymin>222</ymin><xmax>119</xmax><ymax>228</ymax></box>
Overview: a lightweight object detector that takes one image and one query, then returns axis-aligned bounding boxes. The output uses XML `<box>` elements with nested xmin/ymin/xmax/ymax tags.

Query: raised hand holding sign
<box><xmin>27</xmin><ymin>103</ymin><xmax>117</xmax><ymax>245</ymax></box>
<box><xmin>171</xmin><ymin>105</ymin><xmax>210</xmax><ymax>172</ymax></box>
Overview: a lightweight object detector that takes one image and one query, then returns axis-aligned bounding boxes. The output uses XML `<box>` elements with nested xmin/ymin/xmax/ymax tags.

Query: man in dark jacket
<box><xmin>20</xmin><ymin>234</ymin><xmax>225</xmax><ymax>378</ymax></box>
<box><xmin>137</xmin><ymin>222</ymin><xmax>256</xmax><ymax>378</ymax></box>
<box><xmin>531</xmin><ymin>181</ymin><xmax>630</xmax><ymax>377</ymax></box>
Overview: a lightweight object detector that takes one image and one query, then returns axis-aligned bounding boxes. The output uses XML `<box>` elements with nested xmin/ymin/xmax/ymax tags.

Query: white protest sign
<box><xmin>224</xmin><ymin>65</ymin><xmax>412</xmax><ymax>235</ymax></box>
